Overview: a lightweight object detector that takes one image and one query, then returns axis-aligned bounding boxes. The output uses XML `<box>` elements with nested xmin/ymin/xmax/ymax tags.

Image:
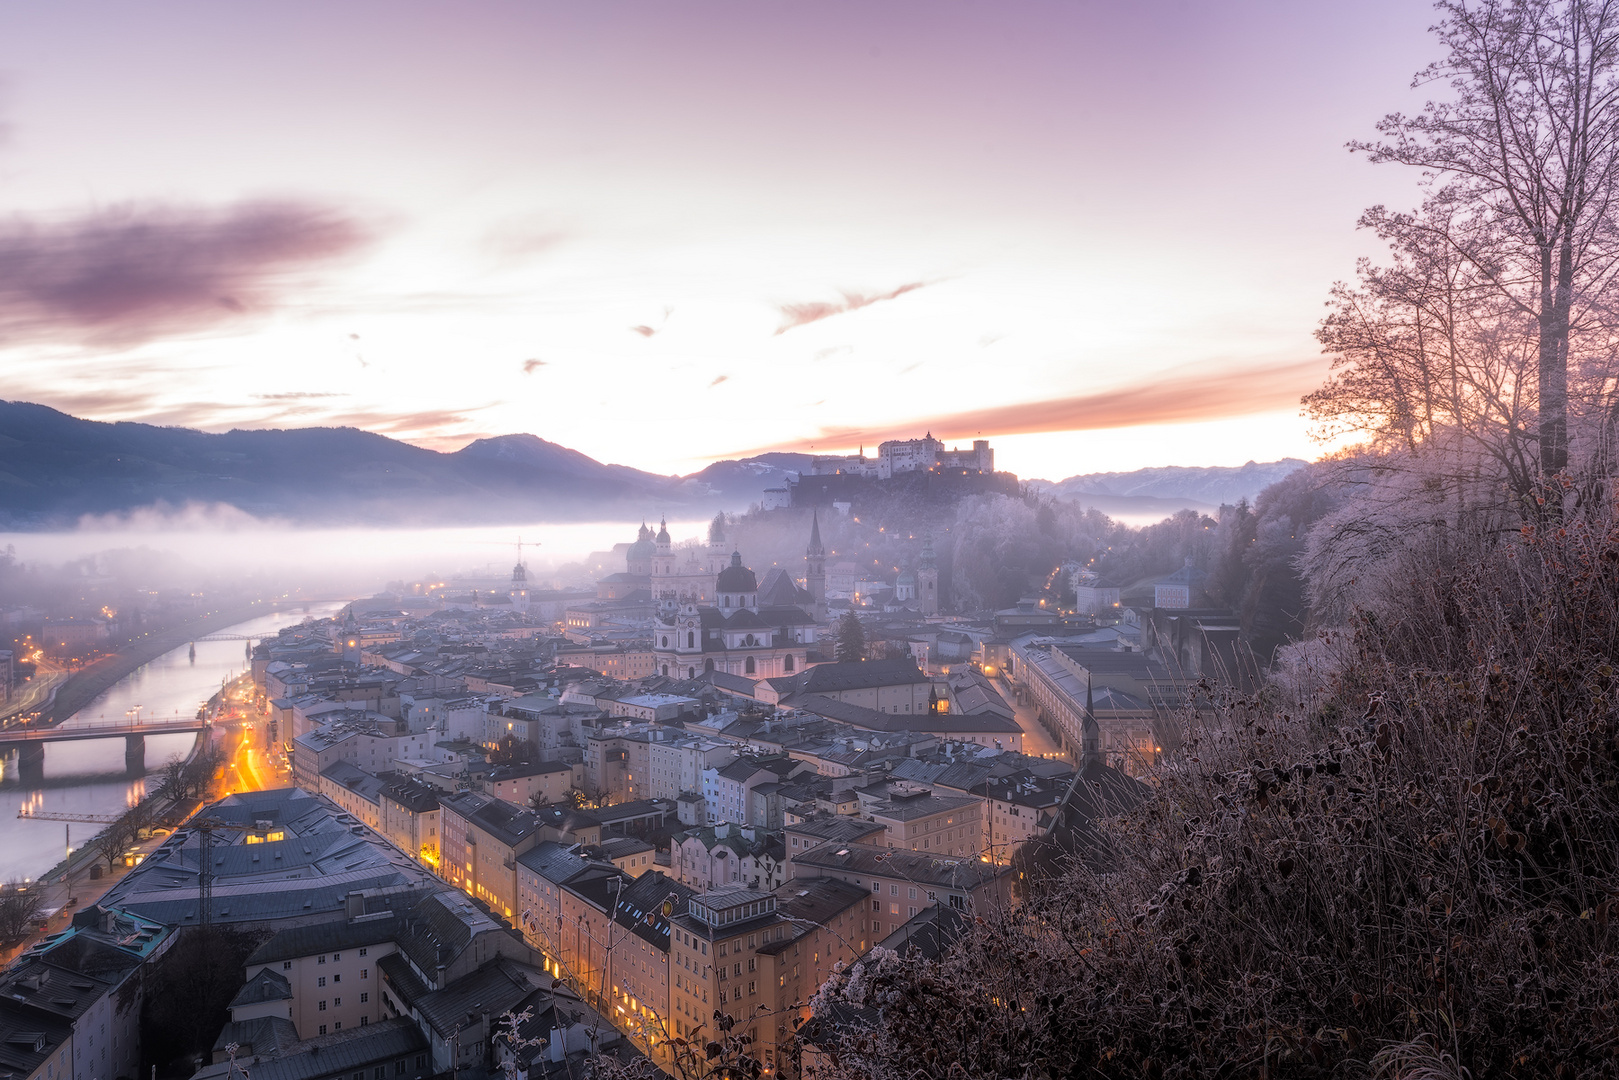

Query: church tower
<box><xmin>653</xmin><ymin>517</ymin><xmax>675</xmax><ymax>613</ymax></box>
<box><xmin>805</xmin><ymin>511</ymin><xmax>827</xmax><ymax>623</ymax></box>
<box><xmin>509</xmin><ymin>540</ymin><xmax>530</xmax><ymax>615</ymax></box>
<box><xmin>916</xmin><ymin>531</ymin><xmax>940</xmax><ymax>615</ymax></box>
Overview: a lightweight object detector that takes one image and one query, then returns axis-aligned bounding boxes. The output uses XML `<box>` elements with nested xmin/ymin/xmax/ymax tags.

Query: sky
<box><xmin>0</xmin><ymin>0</ymin><xmax>1441</xmax><ymax>481</ymax></box>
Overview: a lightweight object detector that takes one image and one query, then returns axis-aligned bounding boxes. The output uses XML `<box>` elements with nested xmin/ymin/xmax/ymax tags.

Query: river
<box><xmin>0</xmin><ymin>603</ymin><xmax>346</xmax><ymax>884</ymax></box>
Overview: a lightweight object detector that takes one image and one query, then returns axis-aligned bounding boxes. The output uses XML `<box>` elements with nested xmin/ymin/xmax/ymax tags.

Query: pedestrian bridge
<box><xmin>0</xmin><ymin>717</ymin><xmax>212</xmax><ymax>780</ymax></box>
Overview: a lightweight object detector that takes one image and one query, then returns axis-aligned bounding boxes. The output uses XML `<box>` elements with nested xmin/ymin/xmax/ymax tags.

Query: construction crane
<box><xmin>189</xmin><ymin>816</ymin><xmax>260</xmax><ymax>930</ymax></box>
<box><xmin>17</xmin><ymin>809</ymin><xmax>124</xmax><ymax>823</ymax></box>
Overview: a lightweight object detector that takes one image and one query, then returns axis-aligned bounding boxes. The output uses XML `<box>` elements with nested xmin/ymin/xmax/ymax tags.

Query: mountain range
<box><xmin>0</xmin><ymin>400</ymin><xmax>1306</xmax><ymax>528</ymax></box>
<box><xmin>0</xmin><ymin>401</ymin><xmax>809</xmax><ymax>527</ymax></box>
<box><xmin>1029</xmin><ymin>459</ymin><xmax>1308</xmax><ymax>521</ymax></box>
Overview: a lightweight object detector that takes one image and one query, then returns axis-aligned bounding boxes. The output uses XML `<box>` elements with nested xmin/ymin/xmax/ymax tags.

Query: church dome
<box><xmin>628</xmin><ymin>531</ymin><xmax>656</xmax><ymax>563</ymax></box>
<box><xmin>656</xmin><ymin>519</ymin><xmax>671</xmax><ymax>544</ymax></box>
<box><xmin>896</xmin><ymin>570</ymin><xmax>917</xmax><ymax>587</ymax></box>
<box><xmin>716</xmin><ymin>550</ymin><xmax>758</xmax><ymax>592</ymax></box>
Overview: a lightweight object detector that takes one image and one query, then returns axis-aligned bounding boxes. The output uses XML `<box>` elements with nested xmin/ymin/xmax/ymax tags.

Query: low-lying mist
<box><xmin>0</xmin><ymin>501</ymin><xmax>714</xmax><ymax>598</ymax></box>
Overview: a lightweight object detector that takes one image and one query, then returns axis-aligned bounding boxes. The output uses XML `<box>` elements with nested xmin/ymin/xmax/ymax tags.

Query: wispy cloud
<box><xmin>630</xmin><ymin>324</ymin><xmax>658</xmax><ymax>337</ymax></box>
<box><xmin>522</xmin><ymin>358</ymin><xmax>547</xmax><ymax>374</ymax></box>
<box><xmin>0</xmin><ymin>201</ymin><xmax>371</xmax><ymax>348</ymax></box>
<box><xmin>251</xmin><ymin>391</ymin><xmax>348</xmax><ymax>401</ymax></box>
<box><xmin>318</xmin><ymin>404</ymin><xmax>497</xmax><ymax>436</ymax></box>
<box><xmin>709</xmin><ymin>375</ymin><xmax>729</xmax><ymax>388</ymax></box>
<box><xmin>775</xmin><ymin>282</ymin><xmax>928</xmax><ymax>335</ymax></box>
<box><xmin>725</xmin><ymin>358</ymin><xmax>1326</xmax><ymax>456</ymax></box>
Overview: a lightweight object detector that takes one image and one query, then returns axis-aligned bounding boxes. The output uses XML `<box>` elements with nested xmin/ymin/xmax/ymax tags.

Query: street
<box><xmin>999</xmin><ymin>675</ymin><xmax>1068</xmax><ymax>760</ymax></box>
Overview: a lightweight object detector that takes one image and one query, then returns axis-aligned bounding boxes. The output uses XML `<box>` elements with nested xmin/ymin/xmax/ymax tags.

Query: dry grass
<box><xmin>808</xmin><ymin>505</ymin><xmax>1619</xmax><ymax>1079</ymax></box>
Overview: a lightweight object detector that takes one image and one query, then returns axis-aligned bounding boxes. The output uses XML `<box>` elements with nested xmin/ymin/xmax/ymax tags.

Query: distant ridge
<box><xmin>0</xmin><ymin>400</ymin><xmax>1305</xmax><ymax>529</ymax></box>
<box><xmin>1031</xmin><ymin>459</ymin><xmax>1308</xmax><ymax>520</ymax></box>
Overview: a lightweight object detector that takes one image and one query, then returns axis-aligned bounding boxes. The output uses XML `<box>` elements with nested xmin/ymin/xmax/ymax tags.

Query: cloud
<box><xmin>251</xmin><ymin>392</ymin><xmax>348</xmax><ymax>401</ymax></box>
<box><xmin>481</xmin><ymin>218</ymin><xmax>570</xmax><ymax>264</ymax></box>
<box><xmin>522</xmin><ymin>358</ymin><xmax>547</xmax><ymax>374</ymax></box>
<box><xmin>709</xmin><ymin>375</ymin><xmax>729</xmax><ymax>388</ymax></box>
<box><xmin>630</xmin><ymin>324</ymin><xmax>657</xmax><ymax>337</ymax></box>
<box><xmin>775</xmin><ymin>281</ymin><xmax>928</xmax><ymax>335</ymax></box>
<box><xmin>726</xmin><ymin>357</ymin><xmax>1327</xmax><ymax>455</ymax></box>
<box><xmin>0</xmin><ymin>201</ymin><xmax>371</xmax><ymax>348</ymax></box>
<box><xmin>318</xmin><ymin>404</ymin><xmax>497</xmax><ymax>436</ymax></box>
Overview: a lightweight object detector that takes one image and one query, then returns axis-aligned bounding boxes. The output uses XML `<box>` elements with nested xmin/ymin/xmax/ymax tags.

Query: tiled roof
<box><xmin>246</xmin><ymin>914</ymin><xmax>402</xmax><ymax>966</ymax></box>
<box><xmin>792</xmin><ymin>841</ymin><xmax>1012</xmax><ymax>891</ymax></box>
<box><xmin>230</xmin><ymin>967</ymin><xmax>294</xmax><ymax>1006</ymax></box>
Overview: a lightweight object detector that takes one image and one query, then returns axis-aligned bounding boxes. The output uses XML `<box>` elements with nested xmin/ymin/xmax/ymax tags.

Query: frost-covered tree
<box><xmin>1330</xmin><ymin>0</ymin><xmax>1619</xmax><ymax>485</ymax></box>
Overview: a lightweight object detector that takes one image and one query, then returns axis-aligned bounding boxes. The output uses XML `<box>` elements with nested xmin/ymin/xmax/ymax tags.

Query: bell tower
<box><xmin>509</xmin><ymin>538</ymin><xmax>530</xmax><ymax>615</ymax></box>
<box><xmin>805</xmin><ymin>511</ymin><xmax>827</xmax><ymax>623</ymax></box>
<box><xmin>916</xmin><ymin>531</ymin><xmax>939</xmax><ymax>615</ymax></box>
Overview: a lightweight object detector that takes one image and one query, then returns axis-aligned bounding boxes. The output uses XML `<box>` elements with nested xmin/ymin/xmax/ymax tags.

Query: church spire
<box><xmin>808</xmin><ymin>510</ymin><xmax>824</xmax><ymax>555</ymax></box>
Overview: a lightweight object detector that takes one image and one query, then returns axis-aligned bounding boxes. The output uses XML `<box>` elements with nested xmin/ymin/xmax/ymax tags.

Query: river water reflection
<box><xmin>0</xmin><ymin>604</ymin><xmax>345</xmax><ymax>883</ymax></box>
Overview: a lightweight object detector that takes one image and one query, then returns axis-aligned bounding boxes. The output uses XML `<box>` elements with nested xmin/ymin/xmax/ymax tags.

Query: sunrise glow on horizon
<box><xmin>0</xmin><ymin>0</ymin><xmax>1439</xmax><ymax>480</ymax></box>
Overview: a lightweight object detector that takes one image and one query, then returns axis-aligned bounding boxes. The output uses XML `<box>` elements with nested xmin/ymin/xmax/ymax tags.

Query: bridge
<box><xmin>0</xmin><ymin>717</ymin><xmax>211</xmax><ymax>780</ymax></box>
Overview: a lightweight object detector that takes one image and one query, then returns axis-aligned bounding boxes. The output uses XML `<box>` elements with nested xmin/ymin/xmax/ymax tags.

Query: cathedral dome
<box><xmin>716</xmin><ymin>550</ymin><xmax>758</xmax><ymax>593</ymax></box>
<box><xmin>627</xmin><ymin>531</ymin><xmax>656</xmax><ymax>563</ymax></box>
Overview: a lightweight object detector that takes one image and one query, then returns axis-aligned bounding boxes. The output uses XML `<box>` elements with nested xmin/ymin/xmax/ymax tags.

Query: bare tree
<box><xmin>1343</xmin><ymin>0</ymin><xmax>1619</xmax><ymax>485</ymax></box>
<box><xmin>0</xmin><ymin>880</ymin><xmax>43</xmax><ymax>943</ymax></box>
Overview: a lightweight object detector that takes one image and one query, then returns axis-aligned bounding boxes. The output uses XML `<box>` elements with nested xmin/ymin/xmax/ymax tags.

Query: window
<box><xmin>319</xmin><ymin>1025</ymin><xmax>327</xmax><ymax>1036</ymax></box>
<box><xmin>361</xmin><ymin>968</ymin><xmax>368</xmax><ymax>979</ymax></box>
<box><xmin>359</xmin><ymin>948</ymin><xmax>368</xmax><ymax>957</ymax></box>
<box><xmin>334</xmin><ymin>1021</ymin><xmax>342</xmax><ymax>1031</ymax></box>
<box><xmin>333</xmin><ymin>953</ymin><xmax>341</xmax><ymax>961</ymax></box>
<box><xmin>908</xmin><ymin>887</ymin><xmax>917</xmax><ymax>900</ymax></box>
<box><xmin>871</xmin><ymin>900</ymin><xmax>881</xmax><ymax>911</ymax></box>
<box><xmin>871</xmin><ymin>882</ymin><xmax>880</xmax><ymax>893</ymax></box>
<box><xmin>375</xmin><ymin>1068</ymin><xmax>386</xmax><ymax>1079</ymax></box>
<box><xmin>333</xmin><ymin>974</ymin><xmax>341</xmax><ymax>983</ymax></box>
<box><xmin>282</xmin><ymin>961</ymin><xmax>292</xmax><ymax>970</ymax></box>
<box><xmin>396</xmin><ymin>1062</ymin><xmax>406</xmax><ymax>1075</ymax></box>
<box><xmin>890</xmin><ymin>884</ymin><xmax>898</xmax><ymax>896</ymax></box>
<box><xmin>318</xmin><ymin>976</ymin><xmax>327</xmax><ymax>987</ymax></box>
<box><xmin>361</xmin><ymin>993</ymin><xmax>369</xmax><ymax>1003</ymax></box>
<box><xmin>334</xmin><ymin>997</ymin><xmax>342</xmax><ymax>1006</ymax></box>
<box><xmin>748</xmin><ymin>981</ymin><xmax>757</xmax><ymax>995</ymax></box>
<box><xmin>319</xmin><ymin>1001</ymin><xmax>328</xmax><ymax>1011</ymax></box>
<box><xmin>361</xmin><ymin>1016</ymin><xmax>369</xmax><ymax>1026</ymax></box>
<box><xmin>318</xmin><ymin>956</ymin><xmax>325</xmax><ymax>965</ymax></box>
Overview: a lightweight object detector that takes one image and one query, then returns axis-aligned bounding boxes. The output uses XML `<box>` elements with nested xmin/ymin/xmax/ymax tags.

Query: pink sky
<box><xmin>0</xmin><ymin>0</ymin><xmax>1438</xmax><ymax>479</ymax></box>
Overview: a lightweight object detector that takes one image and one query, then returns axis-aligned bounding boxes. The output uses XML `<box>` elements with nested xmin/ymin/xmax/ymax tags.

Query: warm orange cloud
<box><xmin>726</xmin><ymin>357</ymin><xmax>1326</xmax><ymax>456</ymax></box>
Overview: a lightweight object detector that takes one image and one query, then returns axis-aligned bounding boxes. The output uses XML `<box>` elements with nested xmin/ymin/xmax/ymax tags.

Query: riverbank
<box><xmin>40</xmin><ymin>602</ymin><xmax>267</xmax><ymax>724</ymax></box>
